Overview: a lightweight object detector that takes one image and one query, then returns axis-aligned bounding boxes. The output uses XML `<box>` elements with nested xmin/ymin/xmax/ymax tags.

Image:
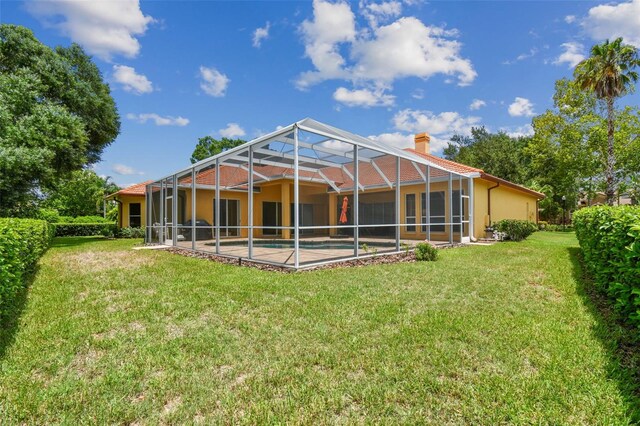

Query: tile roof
<box><xmin>404</xmin><ymin>148</ymin><xmax>483</xmax><ymax>174</ymax></box>
<box><xmin>106</xmin><ymin>180</ymin><xmax>152</xmax><ymax>198</ymax></box>
<box><xmin>115</xmin><ymin>151</ymin><xmax>542</xmax><ymax>199</ymax></box>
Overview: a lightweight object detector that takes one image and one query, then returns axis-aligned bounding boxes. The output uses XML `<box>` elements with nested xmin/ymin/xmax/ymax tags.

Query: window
<box><xmin>422</xmin><ymin>192</ymin><xmax>445</xmax><ymax>232</ymax></box>
<box><xmin>129</xmin><ymin>203</ymin><xmax>141</xmax><ymax>228</ymax></box>
<box><xmin>405</xmin><ymin>194</ymin><xmax>416</xmax><ymax>232</ymax></box>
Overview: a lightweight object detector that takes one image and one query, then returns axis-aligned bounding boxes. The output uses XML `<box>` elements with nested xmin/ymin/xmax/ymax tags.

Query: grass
<box><xmin>0</xmin><ymin>233</ymin><xmax>638</xmax><ymax>423</ymax></box>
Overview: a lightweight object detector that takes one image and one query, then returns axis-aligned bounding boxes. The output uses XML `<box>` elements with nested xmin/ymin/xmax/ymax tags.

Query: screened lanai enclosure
<box><xmin>146</xmin><ymin>118</ymin><xmax>474</xmax><ymax>269</ymax></box>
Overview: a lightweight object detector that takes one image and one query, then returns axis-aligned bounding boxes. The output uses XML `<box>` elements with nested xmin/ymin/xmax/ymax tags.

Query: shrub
<box><xmin>58</xmin><ymin>215</ymin><xmax>113</xmax><ymax>224</ymax></box>
<box><xmin>573</xmin><ymin>206</ymin><xmax>640</xmax><ymax>327</ymax></box>
<box><xmin>415</xmin><ymin>242</ymin><xmax>438</xmax><ymax>261</ymax></box>
<box><xmin>116</xmin><ymin>227</ymin><xmax>145</xmax><ymax>239</ymax></box>
<box><xmin>537</xmin><ymin>220</ymin><xmax>548</xmax><ymax>230</ymax></box>
<box><xmin>494</xmin><ymin>219</ymin><xmax>537</xmax><ymax>242</ymax></box>
<box><xmin>0</xmin><ymin>219</ymin><xmax>54</xmax><ymax>317</ymax></box>
<box><xmin>36</xmin><ymin>208</ymin><xmax>61</xmax><ymax>223</ymax></box>
<box><xmin>53</xmin><ymin>223</ymin><xmax>116</xmax><ymax>237</ymax></box>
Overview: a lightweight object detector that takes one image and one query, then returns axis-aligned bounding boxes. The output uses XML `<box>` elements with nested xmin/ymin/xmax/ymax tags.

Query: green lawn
<box><xmin>0</xmin><ymin>233</ymin><xmax>638</xmax><ymax>424</ymax></box>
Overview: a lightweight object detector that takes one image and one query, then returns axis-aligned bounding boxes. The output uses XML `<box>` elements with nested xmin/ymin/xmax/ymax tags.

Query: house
<box><xmin>104</xmin><ymin>180</ymin><xmax>152</xmax><ymax>228</ymax></box>
<box><xmin>107</xmin><ymin>118</ymin><xmax>543</xmax><ymax>269</ymax></box>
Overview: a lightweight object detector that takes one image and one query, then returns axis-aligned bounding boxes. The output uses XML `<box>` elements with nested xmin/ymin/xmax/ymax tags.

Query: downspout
<box><xmin>487</xmin><ymin>182</ymin><xmax>500</xmax><ymax>225</ymax></box>
<box><xmin>114</xmin><ymin>198</ymin><xmax>123</xmax><ymax>228</ymax></box>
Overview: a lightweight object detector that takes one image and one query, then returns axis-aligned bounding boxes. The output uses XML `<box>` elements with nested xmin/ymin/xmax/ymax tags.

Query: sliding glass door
<box><xmin>213</xmin><ymin>199</ymin><xmax>240</xmax><ymax>237</ymax></box>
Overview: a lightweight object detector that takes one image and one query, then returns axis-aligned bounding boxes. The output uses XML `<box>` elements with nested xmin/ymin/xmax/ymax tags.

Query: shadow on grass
<box><xmin>51</xmin><ymin>236</ymin><xmax>107</xmax><ymax>249</ymax></box>
<box><xmin>0</xmin><ymin>266</ymin><xmax>39</xmax><ymax>361</ymax></box>
<box><xmin>568</xmin><ymin>246</ymin><xmax>640</xmax><ymax>421</ymax></box>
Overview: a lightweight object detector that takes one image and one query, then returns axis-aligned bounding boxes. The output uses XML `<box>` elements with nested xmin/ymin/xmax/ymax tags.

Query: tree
<box><xmin>190</xmin><ymin>136</ymin><xmax>245</xmax><ymax>163</ymax></box>
<box><xmin>574</xmin><ymin>37</ymin><xmax>640</xmax><ymax>205</ymax></box>
<box><xmin>0</xmin><ymin>25</ymin><xmax>120</xmax><ymax>216</ymax></box>
<box><xmin>444</xmin><ymin>127</ymin><xmax>531</xmax><ymax>185</ymax></box>
<box><xmin>43</xmin><ymin>170</ymin><xmax>115</xmax><ymax>217</ymax></box>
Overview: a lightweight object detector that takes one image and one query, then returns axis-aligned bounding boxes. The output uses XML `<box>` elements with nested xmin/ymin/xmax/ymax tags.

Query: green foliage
<box><xmin>35</xmin><ymin>207</ymin><xmax>61</xmax><ymax>223</ymax></box>
<box><xmin>0</xmin><ymin>218</ymin><xmax>53</xmax><ymax>317</ymax></box>
<box><xmin>573</xmin><ymin>206</ymin><xmax>640</xmax><ymax>327</ymax></box>
<box><xmin>494</xmin><ymin>219</ymin><xmax>537</xmax><ymax>241</ymax></box>
<box><xmin>53</xmin><ymin>222</ymin><xmax>116</xmax><ymax>237</ymax></box>
<box><xmin>0</xmin><ymin>25</ymin><xmax>120</xmax><ymax>215</ymax></box>
<box><xmin>445</xmin><ymin>127</ymin><xmax>531</xmax><ymax>185</ymax></box>
<box><xmin>116</xmin><ymin>227</ymin><xmax>145</xmax><ymax>239</ymax></box>
<box><xmin>57</xmin><ymin>215</ymin><xmax>112</xmax><ymax>224</ymax></box>
<box><xmin>574</xmin><ymin>38</ymin><xmax>640</xmax><ymax>205</ymax></box>
<box><xmin>414</xmin><ymin>242</ymin><xmax>438</xmax><ymax>261</ymax></box>
<box><xmin>529</xmin><ymin>77</ymin><xmax>640</xmax><ymax>221</ymax></box>
<box><xmin>190</xmin><ymin>136</ymin><xmax>245</xmax><ymax>163</ymax></box>
<box><xmin>43</xmin><ymin>169</ymin><xmax>115</xmax><ymax>217</ymax></box>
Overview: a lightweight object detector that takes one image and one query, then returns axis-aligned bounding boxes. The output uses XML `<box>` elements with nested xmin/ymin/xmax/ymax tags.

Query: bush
<box><xmin>53</xmin><ymin>223</ymin><xmax>116</xmax><ymax>237</ymax></box>
<box><xmin>415</xmin><ymin>242</ymin><xmax>438</xmax><ymax>261</ymax></box>
<box><xmin>0</xmin><ymin>219</ymin><xmax>54</xmax><ymax>317</ymax></box>
<box><xmin>494</xmin><ymin>219</ymin><xmax>537</xmax><ymax>242</ymax></box>
<box><xmin>573</xmin><ymin>206</ymin><xmax>640</xmax><ymax>327</ymax></box>
<box><xmin>58</xmin><ymin>215</ymin><xmax>113</xmax><ymax>224</ymax></box>
<box><xmin>116</xmin><ymin>227</ymin><xmax>145</xmax><ymax>239</ymax></box>
<box><xmin>36</xmin><ymin>208</ymin><xmax>61</xmax><ymax>223</ymax></box>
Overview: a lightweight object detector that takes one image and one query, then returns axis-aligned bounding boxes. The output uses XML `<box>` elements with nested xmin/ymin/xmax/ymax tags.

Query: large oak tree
<box><xmin>0</xmin><ymin>25</ymin><xmax>120</xmax><ymax>216</ymax></box>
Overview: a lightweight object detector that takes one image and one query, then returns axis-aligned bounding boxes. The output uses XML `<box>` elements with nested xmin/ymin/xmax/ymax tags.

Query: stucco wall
<box><xmin>118</xmin><ymin>195</ymin><xmax>146</xmax><ymax>228</ymax></box>
<box><xmin>473</xmin><ymin>179</ymin><xmax>538</xmax><ymax>238</ymax></box>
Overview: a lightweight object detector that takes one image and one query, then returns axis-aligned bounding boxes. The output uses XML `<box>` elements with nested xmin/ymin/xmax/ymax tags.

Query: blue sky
<box><xmin>3</xmin><ymin>0</ymin><xmax>640</xmax><ymax>186</ymax></box>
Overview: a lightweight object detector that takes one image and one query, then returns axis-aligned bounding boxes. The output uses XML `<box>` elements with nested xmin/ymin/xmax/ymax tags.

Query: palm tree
<box><xmin>574</xmin><ymin>38</ymin><xmax>640</xmax><ymax>205</ymax></box>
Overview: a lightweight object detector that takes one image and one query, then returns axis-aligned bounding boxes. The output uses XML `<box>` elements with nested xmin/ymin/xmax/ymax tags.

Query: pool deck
<box><xmin>173</xmin><ymin>237</ymin><xmax>454</xmax><ymax>266</ymax></box>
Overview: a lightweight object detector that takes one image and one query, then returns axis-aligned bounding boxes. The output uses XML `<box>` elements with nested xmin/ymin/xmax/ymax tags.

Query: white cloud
<box><xmin>351</xmin><ymin>17</ymin><xmax>476</xmax><ymax>86</ymax></box>
<box><xmin>296</xmin><ymin>0</ymin><xmax>476</xmax><ymax>94</ymax></box>
<box><xmin>469</xmin><ymin>99</ymin><xmax>486</xmax><ymax>110</ymax></box>
<box><xmin>199</xmin><ymin>66</ymin><xmax>230</xmax><ymax>97</ymax></box>
<box><xmin>564</xmin><ymin>15</ymin><xmax>576</xmax><ymax>24</ymax></box>
<box><xmin>554</xmin><ymin>42</ymin><xmax>585</xmax><ymax>68</ymax></box>
<box><xmin>112</xmin><ymin>164</ymin><xmax>143</xmax><ymax>176</ymax></box>
<box><xmin>26</xmin><ymin>0</ymin><xmax>154</xmax><ymax>60</ymax></box>
<box><xmin>333</xmin><ymin>86</ymin><xmax>395</xmax><ymax>107</ymax></box>
<box><xmin>297</xmin><ymin>0</ymin><xmax>356</xmax><ymax>89</ymax></box>
<box><xmin>411</xmin><ymin>89</ymin><xmax>424</xmax><ymax>99</ymax></box>
<box><xmin>503</xmin><ymin>48</ymin><xmax>538</xmax><ymax>65</ymax></box>
<box><xmin>360</xmin><ymin>0</ymin><xmax>403</xmax><ymax>28</ymax></box>
<box><xmin>583</xmin><ymin>0</ymin><xmax>640</xmax><ymax>47</ymax></box>
<box><xmin>219</xmin><ymin>123</ymin><xmax>246</xmax><ymax>138</ymax></box>
<box><xmin>253</xmin><ymin>22</ymin><xmax>270</xmax><ymax>48</ymax></box>
<box><xmin>508</xmin><ymin>97</ymin><xmax>535</xmax><ymax>117</ymax></box>
<box><xmin>126</xmin><ymin>113</ymin><xmax>189</xmax><ymax>126</ymax></box>
<box><xmin>391</xmin><ymin>109</ymin><xmax>482</xmax><ymax>152</ymax></box>
<box><xmin>112</xmin><ymin>65</ymin><xmax>153</xmax><ymax>94</ymax></box>
<box><xmin>368</xmin><ymin>132</ymin><xmax>414</xmax><ymax>149</ymax></box>
<box><xmin>500</xmin><ymin>124</ymin><xmax>534</xmax><ymax>138</ymax></box>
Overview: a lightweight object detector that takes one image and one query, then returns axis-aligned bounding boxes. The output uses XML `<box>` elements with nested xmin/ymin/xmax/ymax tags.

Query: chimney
<box><xmin>414</xmin><ymin>132</ymin><xmax>430</xmax><ymax>154</ymax></box>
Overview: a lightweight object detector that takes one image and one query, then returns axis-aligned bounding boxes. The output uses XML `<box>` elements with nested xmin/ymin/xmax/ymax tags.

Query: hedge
<box><xmin>573</xmin><ymin>206</ymin><xmax>640</xmax><ymax>327</ymax></box>
<box><xmin>53</xmin><ymin>223</ymin><xmax>116</xmax><ymax>237</ymax></box>
<box><xmin>0</xmin><ymin>218</ymin><xmax>54</xmax><ymax>317</ymax></box>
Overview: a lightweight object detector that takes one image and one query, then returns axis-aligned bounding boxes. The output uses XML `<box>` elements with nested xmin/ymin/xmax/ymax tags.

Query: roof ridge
<box><xmin>403</xmin><ymin>148</ymin><xmax>483</xmax><ymax>173</ymax></box>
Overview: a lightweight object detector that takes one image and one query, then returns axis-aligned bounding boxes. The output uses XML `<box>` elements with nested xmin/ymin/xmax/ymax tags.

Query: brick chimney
<box><xmin>414</xmin><ymin>132</ymin><xmax>430</xmax><ymax>154</ymax></box>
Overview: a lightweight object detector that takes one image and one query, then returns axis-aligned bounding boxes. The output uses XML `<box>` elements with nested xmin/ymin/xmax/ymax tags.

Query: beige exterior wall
<box><xmin>473</xmin><ymin>179</ymin><xmax>538</xmax><ymax>238</ymax></box>
<box><xmin>118</xmin><ymin>195</ymin><xmax>146</xmax><ymax>228</ymax></box>
<box><xmin>119</xmin><ymin>176</ymin><xmax>540</xmax><ymax>241</ymax></box>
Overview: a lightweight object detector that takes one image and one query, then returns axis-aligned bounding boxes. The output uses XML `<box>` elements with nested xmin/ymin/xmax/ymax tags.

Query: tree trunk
<box><xmin>605</xmin><ymin>97</ymin><xmax>616</xmax><ymax>206</ymax></box>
